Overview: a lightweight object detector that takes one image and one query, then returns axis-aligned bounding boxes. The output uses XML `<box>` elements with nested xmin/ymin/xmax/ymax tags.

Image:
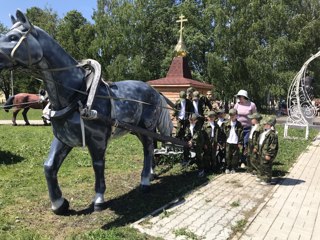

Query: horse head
<box><xmin>0</xmin><ymin>10</ymin><xmax>43</xmax><ymax>69</ymax></box>
<box><xmin>0</xmin><ymin>10</ymin><xmax>84</xmax><ymax>109</ymax></box>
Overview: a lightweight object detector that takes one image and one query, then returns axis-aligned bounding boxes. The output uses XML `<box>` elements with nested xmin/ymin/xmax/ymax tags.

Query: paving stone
<box><xmin>131</xmin><ymin>134</ymin><xmax>320</xmax><ymax>240</ymax></box>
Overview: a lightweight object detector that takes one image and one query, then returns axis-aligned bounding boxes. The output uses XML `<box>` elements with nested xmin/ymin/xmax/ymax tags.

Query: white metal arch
<box><xmin>284</xmin><ymin>51</ymin><xmax>320</xmax><ymax>139</ymax></box>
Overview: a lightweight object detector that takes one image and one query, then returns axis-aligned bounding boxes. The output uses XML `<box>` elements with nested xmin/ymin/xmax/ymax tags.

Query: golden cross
<box><xmin>176</xmin><ymin>14</ymin><xmax>188</xmax><ymax>36</ymax></box>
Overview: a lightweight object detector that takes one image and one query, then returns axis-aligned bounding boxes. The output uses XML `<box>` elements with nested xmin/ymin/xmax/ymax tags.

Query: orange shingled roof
<box><xmin>147</xmin><ymin>56</ymin><xmax>212</xmax><ymax>89</ymax></box>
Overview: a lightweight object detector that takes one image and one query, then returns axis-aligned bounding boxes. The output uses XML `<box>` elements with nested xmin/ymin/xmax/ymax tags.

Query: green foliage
<box><xmin>207</xmin><ymin>0</ymin><xmax>320</xmax><ymax>107</ymax></box>
<box><xmin>0</xmin><ymin>22</ymin><xmax>7</xmax><ymax>34</ymax></box>
<box><xmin>26</xmin><ymin>7</ymin><xmax>59</xmax><ymax>37</ymax></box>
<box><xmin>4</xmin><ymin>2</ymin><xmax>320</xmax><ymax>99</ymax></box>
<box><xmin>68</xmin><ymin>227</ymin><xmax>157</xmax><ymax>240</ymax></box>
<box><xmin>0</xmin><ymin>69</ymin><xmax>12</xmax><ymax>99</ymax></box>
<box><xmin>0</xmin><ymin>229</ymin><xmax>46</xmax><ymax>240</ymax></box>
<box><xmin>231</xmin><ymin>219</ymin><xmax>247</xmax><ymax>234</ymax></box>
<box><xmin>174</xmin><ymin>227</ymin><xmax>202</xmax><ymax>240</ymax></box>
<box><xmin>230</xmin><ymin>199</ymin><xmax>240</xmax><ymax>208</ymax></box>
<box><xmin>55</xmin><ymin>11</ymin><xmax>96</xmax><ymax>60</ymax></box>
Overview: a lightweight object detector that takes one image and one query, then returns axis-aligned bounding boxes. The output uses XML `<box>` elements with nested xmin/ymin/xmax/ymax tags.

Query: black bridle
<box><xmin>0</xmin><ymin>23</ymin><xmax>34</xmax><ymax>67</ymax></box>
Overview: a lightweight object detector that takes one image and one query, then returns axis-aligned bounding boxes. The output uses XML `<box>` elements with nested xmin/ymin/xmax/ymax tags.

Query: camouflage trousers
<box><xmin>225</xmin><ymin>143</ymin><xmax>240</xmax><ymax>170</ymax></box>
<box><xmin>203</xmin><ymin>142</ymin><xmax>218</xmax><ymax>171</ymax></box>
<box><xmin>176</xmin><ymin>119</ymin><xmax>189</xmax><ymax>139</ymax></box>
<box><xmin>247</xmin><ymin>151</ymin><xmax>260</xmax><ymax>173</ymax></box>
<box><xmin>183</xmin><ymin>146</ymin><xmax>205</xmax><ymax>170</ymax></box>
<box><xmin>259</xmin><ymin>159</ymin><xmax>273</xmax><ymax>183</ymax></box>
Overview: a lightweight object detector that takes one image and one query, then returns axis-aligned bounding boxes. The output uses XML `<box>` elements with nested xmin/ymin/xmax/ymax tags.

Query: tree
<box><xmin>26</xmin><ymin>7</ymin><xmax>59</xmax><ymax>37</ymax></box>
<box><xmin>206</xmin><ymin>0</ymin><xmax>320</xmax><ymax>109</ymax></box>
<box><xmin>0</xmin><ymin>70</ymin><xmax>11</xmax><ymax>99</ymax></box>
<box><xmin>93</xmin><ymin>0</ymin><xmax>179</xmax><ymax>81</ymax></box>
<box><xmin>55</xmin><ymin>10</ymin><xmax>96</xmax><ymax>60</ymax></box>
<box><xmin>0</xmin><ymin>23</ymin><xmax>11</xmax><ymax>99</ymax></box>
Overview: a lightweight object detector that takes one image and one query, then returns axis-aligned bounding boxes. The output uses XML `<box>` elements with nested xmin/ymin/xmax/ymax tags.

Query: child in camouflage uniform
<box><xmin>183</xmin><ymin>113</ymin><xmax>206</xmax><ymax>177</ymax></box>
<box><xmin>224</xmin><ymin>109</ymin><xmax>244</xmax><ymax>173</ymax></box>
<box><xmin>203</xmin><ymin>111</ymin><xmax>223</xmax><ymax>172</ymax></box>
<box><xmin>216</xmin><ymin>109</ymin><xmax>227</xmax><ymax>169</ymax></box>
<box><xmin>247</xmin><ymin>113</ymin><xmax>263</xmax><ymax>174</ymax></box>
<box><xmin>258</xmin><ymin>116</ymin><xmax>279</xmax><ymax>185</ymax></box>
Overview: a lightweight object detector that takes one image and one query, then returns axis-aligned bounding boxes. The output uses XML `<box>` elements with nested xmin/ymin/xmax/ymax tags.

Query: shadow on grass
<box><xmin>92</xmin><ymin>170</ymin><xmax>208</xmax><ymax>230</ymax></box>
<box><xmin>0</xmin><ymin>150</ymin><xmax>24</xmax><ymax>165</ymax></box>
<box><xmin>274</xmin><ymin>177</ymin><xmax>305</xmax><ymax>186</ymax></box>
<box><xmin>272</xmin><ymin>162</ymin><xmax>284</xmax><ymax>166</ymax></box>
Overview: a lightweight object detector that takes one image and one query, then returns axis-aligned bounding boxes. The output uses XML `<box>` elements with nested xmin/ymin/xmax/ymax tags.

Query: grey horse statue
<box><xmin>0</xmin><ymin>10</ymin><xmax>173</xmax><ymax>215</ymax></box>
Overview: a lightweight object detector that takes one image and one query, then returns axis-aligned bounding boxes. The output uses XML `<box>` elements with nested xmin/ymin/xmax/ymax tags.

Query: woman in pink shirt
<box><xmin>234</xmin><ymin>90</ymin><xmax>257</xmax><ymax>167</ymax></box>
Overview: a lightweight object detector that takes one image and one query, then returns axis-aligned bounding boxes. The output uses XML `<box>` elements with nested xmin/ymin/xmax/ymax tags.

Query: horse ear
<box><xmin>15</xmin><ymin>9</ymin><xmax>38</xmax><ymax>36</ymax></box>
<box><xmin>10</xmin><ymin>14</ymin><xmax>17</xmax><ymax>24</ymax></box>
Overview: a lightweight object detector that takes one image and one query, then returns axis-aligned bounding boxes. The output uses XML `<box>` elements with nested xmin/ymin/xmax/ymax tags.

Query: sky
<box><xmin>0</xmin><ymin>0</ymin><xmax>97</xmax><ymax>28</ymax></box>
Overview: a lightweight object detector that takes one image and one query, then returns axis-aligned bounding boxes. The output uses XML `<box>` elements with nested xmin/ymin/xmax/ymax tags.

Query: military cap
<box><xmin>206</xmin><ymin>111</ymin><xmax>217</xmax><ymax>118</ymax></box>
<box><xmin>216</xmin><ymin>109</ymin><xmax>225</xmax><ymax>114</ymax></box>
<box><xmin>189</xmin><ymin>113</ymin><xmax>198</xmax><ymax>121</ymax></box>
<box><xmin>229</xmin><ymin>108</ymin><xmax>238</xmax><ymax>116</ymax></box>
<box><xmin>179</xmin><ymin>90</ymin><xmax>187</xmax><ymax>99</ymax></box>
<box><xmin>261</xmin><ymin>116</ymin><xmax>276</xmax><ymax>126</ymax></box>
<box><xmin>192</xmin><ymin>91</ymin><xmax>200</xmax><ymax>99</ymax></box>
<box><xmin>248</xmin><ymin>112</ymin><xmax>263</xmax><ymax>120</ymax></box>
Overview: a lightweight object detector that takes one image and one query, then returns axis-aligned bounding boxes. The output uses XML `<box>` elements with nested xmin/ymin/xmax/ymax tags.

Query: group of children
<box><xmin>181</xmin><ymin>108</ymin><xmax>279</xmax><ymax>185</ymax></box>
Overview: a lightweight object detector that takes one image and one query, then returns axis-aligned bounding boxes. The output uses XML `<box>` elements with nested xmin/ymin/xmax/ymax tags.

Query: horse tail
<box><xmin>4</xmin><ymin>96</ymin><xmax>15</xmax><ymax>112</ymax></box>
<box><xmin>156</xmin><ymin>95</ymin><xmax>173</xmax><ymax>137</ymax></box>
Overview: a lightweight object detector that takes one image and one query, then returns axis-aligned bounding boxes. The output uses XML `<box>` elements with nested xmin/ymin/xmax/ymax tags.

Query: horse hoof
<box><xmin>150</xmin><ymin>174</ymin><xmax>155</xmax><ymax>181</ymax></box>
<box><xmin>94</xmin><ymin>202</ymin><xmax>106</xmax><ymax>212</ymax></box>
<box><xmin>140</xmin><ymin>185</ymin><xmax>151</xmax><ymax>193</ymax></box>
<box><xmin>25</xmin><ymin>123</ymin><xmax>30</xmax><ymax>126</ymax></box>
<box><xmin>52</xmin><ymin>199</ymin><xmax>69</xmax><ymax>215</ymax></box>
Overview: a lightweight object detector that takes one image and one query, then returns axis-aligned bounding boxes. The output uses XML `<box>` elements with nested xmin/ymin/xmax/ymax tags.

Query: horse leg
<box><xmin>22</xmin><ymin>107</ymin><xmax>30</xmax><ymax>125</ymax></box>
<box><xmin>44</xmin><ymin>137</ymin><xmax>72</xmax><ymax>215</ymax></box>
<box><xmin>87</xmin><ymin>139</ymin><xmax>108</xmax><ymax>211</ymax></box>
<box><xmin>12</xmin><ymin>109</ymin><xmax>19</xmax><ymax>126</ymax></box>
<box><xmin>138</xmin><ymin>134</ymin><xmax>154</xmax><ymax>192</ymax></box>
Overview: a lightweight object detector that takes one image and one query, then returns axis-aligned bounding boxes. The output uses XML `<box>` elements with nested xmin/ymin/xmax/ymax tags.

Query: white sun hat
<box><xmin>235</xmin><ymin>89</ymin><xmax>249</xmax><ymax>99</ymax></box>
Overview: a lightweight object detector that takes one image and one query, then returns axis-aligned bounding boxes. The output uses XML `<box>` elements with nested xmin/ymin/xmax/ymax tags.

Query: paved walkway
<box><xmin>240</xmin><ymin>136</ymin><xmax>320</xmax><ymax>240</ymax></box>
<box><xmin>0</xmin><ymin>120</ymin><xmax>46</xmax><ymax>125</ymax></box>
<box><xmin>133</xmin><ymin>136</ymin><xmax>320</xmax><ymax>240</ymax></box>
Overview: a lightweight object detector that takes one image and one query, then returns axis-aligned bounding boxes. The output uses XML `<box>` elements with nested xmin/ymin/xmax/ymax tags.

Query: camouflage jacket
<box><xmin>223</xmin><ymin>120</ymin><xmax>244</xmax><ymax>145</ymax></box>
<box><xmin>184</xmin><ymin>123</ymin><xmax>205</xmax><ymax>149</ymax></box>
<box><xmin>258</xmin><ymin>129</ymin><xmax>279</xmax><ymax>161</ymax></box>
<box><xmin>215</xmin><ymin>118</ymin><xmax>227</xmax><ymax>144</ymax></box>
<box><xmin>200</xmin><ymin>95</ymin><xmax>213</xmax><ymax>112</ymax></box>
<box><xmin>203</xmin><ymin>121</ymin><xmax>223</xmax><ymax>146</ymax></box>
<box><xmin>248</xmin><ymin>124</ymin><xmax>263</xmax><ymax>154</ymax></box>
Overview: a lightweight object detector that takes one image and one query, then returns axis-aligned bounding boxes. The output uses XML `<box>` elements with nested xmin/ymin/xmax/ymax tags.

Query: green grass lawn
<box><xmin>0</xmin><ymin>124</ymin><xmax>318</xmax><ymax>240</ymax></box>
<box><xmin>0</xmin><ymin>107</ymin><xmax>44</xmax><ymax>121</ymax></box>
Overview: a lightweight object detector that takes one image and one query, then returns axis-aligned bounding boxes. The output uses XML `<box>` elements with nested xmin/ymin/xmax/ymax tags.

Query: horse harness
<box><xmin>3</xmin><ymin>23</ymin><xmax>187</xmax><ymax>147</ymax></box>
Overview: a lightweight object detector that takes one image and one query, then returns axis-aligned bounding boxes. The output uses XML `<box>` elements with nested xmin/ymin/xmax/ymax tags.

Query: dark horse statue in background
<box><xmin>4</xmin><ymin>93</ymin><xmax>49</xmax><ymax>125</ymax></box>
<box><xmin>0</xmin><ymin>10</ymin><xmax>173</xmax><ymax>215</ymax></box>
